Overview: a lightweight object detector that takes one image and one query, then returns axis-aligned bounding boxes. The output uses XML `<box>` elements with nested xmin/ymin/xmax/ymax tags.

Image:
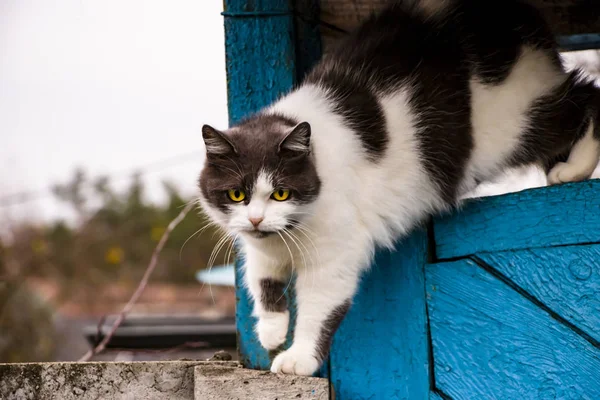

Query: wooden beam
<box><xmin>222</xmin><ymin>0</ymin><xmax>297</xmax><ymax>371</ymax></box>
<box><xmin>319</xmin><ymin>0</ymin><xmax>600</xmax><ymax>51</ymax></box>
<box><xmin>478</xmin><ymin>245</ymin><xmax>600</xmax><ymax>344</ymax></box>
<box><xmin>222</xmin><ymin>0</ymin><xmax>323</xmax><ymax>375</ymax></box>
<box><xmin>433</xmin><ymin>180</ymin><xmax>600</xmax><ymax>260</ymax></box>
<box><xmin>222</xmin><ymin>0</ymin><xmax>296</xmax><ymax>127</ymax></box>
<box><xmin>330</xmin><ymin>230</ymin><xmax>431</xmax><ymax>399</ymax></box>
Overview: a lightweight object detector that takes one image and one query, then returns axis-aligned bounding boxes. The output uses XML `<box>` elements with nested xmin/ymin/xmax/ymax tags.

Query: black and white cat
<box><xmin>198</xmin><ymin>0</ymin><xmax>600</xmax><ymax>376</ymax></box>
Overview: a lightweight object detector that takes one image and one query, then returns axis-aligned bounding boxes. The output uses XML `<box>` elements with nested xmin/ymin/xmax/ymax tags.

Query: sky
<box><xmin>0</xmin><ymin>0</ymin><xmax>228</xmax><ymax>225</ymax></box>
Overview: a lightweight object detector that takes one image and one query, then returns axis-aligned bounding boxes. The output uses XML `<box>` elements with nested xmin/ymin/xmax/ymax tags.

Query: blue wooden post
<box><xmin>222</xmin><ymin>0</ymin><xmax>296</xmax><ymax>127</ymax></box>
<box><xmin>329</xmin><ymin>229</ymin><xmax>431</xmax><ymax>399</ymax></box>
<box><xmin>222</xmin><ymin>1</ymin><xmax>431</xmax><ymax>395</ymax></box>
<box><xmin>222</xmin><ymin>0</ymin><xmax>322</xmax><ymax>372</ymax></box>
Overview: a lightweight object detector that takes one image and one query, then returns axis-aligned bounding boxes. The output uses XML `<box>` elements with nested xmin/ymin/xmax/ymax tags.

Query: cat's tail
<box><xmin>545</xmin><ymin>69</ymin><xmax>600</xmax><ymax>184</ymax></box>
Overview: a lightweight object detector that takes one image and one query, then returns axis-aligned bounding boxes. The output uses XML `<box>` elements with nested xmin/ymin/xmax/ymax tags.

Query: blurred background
<box><xmin>0</xmin><ymin>0</ymin><xmax>237</xmax><ymax>363</ymax></box>
<box><xmin>1</xmin><ymin>0</ymin><xmax>600</xmax><ymax>365</ymax></box>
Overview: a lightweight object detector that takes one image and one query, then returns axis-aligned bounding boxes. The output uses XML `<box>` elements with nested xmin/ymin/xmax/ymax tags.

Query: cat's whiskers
<box><xmin>275</xmin><ymin>231</ymin><xmax>296</xmax><ymax>305</ymax></box>
<box><xmin>225</xmin><ymin>233</ymin><xmax>239</xmax><ymax>267</ymax></box>
<box><xmin>179</xmin><ymin>220</ymin><xmax>219</xmax><ymax>263</ymax></box>
<box><xmin>179</xmin><ymin>197</ymin><xmax>201</xmax><ymax>210</ymax></box>
<box><xmin>203</xmin><ymin>231</ymin><xmax>234</xmax><ymax>306</ymax></box>
<box><xmin>282</xmin><ymin>228</ymin><xmax>309</xmax><ymax>274</ymax></box>
<box><xmin>283</xmin><ymin>228</ymin><xmax>317</xmax><ymax>289</ymax></box>
<box><xmin>208</xmin><ymin>164</ymin><xmax>242</xmax><ymax>181</ymax></box>
<box><xmin>288</xmin><ymin>221</ymin><xmax>320</xmax><ymax>265</ymax></box>
<box><xmin>222</xmin><ymin>155</ymin><xmax>245</xmax><ymax>180</ymax></box>
<box><xmin>292</xmin><ymin>224</ymin><xmax>320</xmax><ymax>289</ymax></box>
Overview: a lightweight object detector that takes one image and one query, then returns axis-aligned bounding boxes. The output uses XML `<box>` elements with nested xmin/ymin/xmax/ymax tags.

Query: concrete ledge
<box><xmin>194</xmin><ymin>363</ymin><xmax>329</xmax><ymax>400</ymax></box>
<box><xmin>0</xmin><ymin>361</ymin><xmax>221</xmax><ymax>400</ymax></box>
<box><xmin>0</xmin><ymin>361</ymin><xmax>330</xmax><ymax>400</ymax></box>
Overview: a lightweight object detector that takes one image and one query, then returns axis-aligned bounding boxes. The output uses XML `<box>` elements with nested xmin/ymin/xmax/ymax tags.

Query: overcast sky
<box><xmin>0</xmin><ymin>0</ymin><xmax>228</xmax><ymax>225</ymax></box>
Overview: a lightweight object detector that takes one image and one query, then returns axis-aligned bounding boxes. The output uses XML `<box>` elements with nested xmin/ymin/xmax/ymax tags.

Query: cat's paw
<box><xmin>257</xmin><ymin>311</ymin><xmax>289</xmax><ymax>350</ymax></box>
<box><xmin>270</xmin><ymin>345</ymin><xmax>320</xmax><ymax>376</ymax></box>
<box><xmin>548</xmin><ymin>161</ymin><xmax>592</xmax><ymax>184</ymax></box>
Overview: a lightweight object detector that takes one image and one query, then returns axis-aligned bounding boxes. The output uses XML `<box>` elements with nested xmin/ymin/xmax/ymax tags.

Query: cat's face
<box><xmin>198</xmin><ymin>114</ymin><xmax>321</xmax><ymax>239</ymax></box>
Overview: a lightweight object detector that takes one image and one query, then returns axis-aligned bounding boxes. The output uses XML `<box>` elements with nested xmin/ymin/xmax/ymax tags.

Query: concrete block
<box><xmin>194</xmin><ymin>363</ymin><xmax>329</xmax><ymax>400</ymax></box>
<box><xmin>0</xmin><ymin>360</ymin><xmax>219</xmax><ymax>400</ymax></box>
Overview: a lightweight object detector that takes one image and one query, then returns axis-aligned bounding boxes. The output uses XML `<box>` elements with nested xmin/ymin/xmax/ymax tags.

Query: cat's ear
<box><xmin>202</xmin><ymin>125</ymin><xmax>237</xmax><ymax>156</ymax></box>
<box><xmin>279</xmin><ymin>122</ymin><xmax>311</xmax><ymax>156</ymax></box>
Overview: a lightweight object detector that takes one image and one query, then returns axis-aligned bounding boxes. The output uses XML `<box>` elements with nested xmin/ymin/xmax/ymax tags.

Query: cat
<box><xmin>197</xmin><ymin>0</ymin><xmax>600</xmax><ymax>376</ymax></box>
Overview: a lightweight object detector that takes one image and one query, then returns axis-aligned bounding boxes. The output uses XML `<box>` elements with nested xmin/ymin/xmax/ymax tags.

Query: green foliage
<box><xmin>4</xmin><ymin>169</ymin><xmax>231</xmax><ymax>291</ymax></box>
<box><xmin>0</xmin><ymin>282</ymin><xmax>56</xmax><ymax>363</ymax></box>
<box><xmin>0</xmin><ymin>169</ymin><xmax>233</xmax><ymax>363</ymax></box>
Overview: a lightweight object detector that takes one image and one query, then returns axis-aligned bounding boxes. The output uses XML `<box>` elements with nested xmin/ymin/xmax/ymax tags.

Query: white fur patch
<box><xmin>463</xmin><ymin>47</ymin><xmax>566</xmax><ymax>190</ymax></box>
<box><xmin>257</xmin><ymin>311</ymin><xmax>289</xmax><ymax>350</ymax></box>
<box><xmin>270</xmin><ymin>344</ymin><xmax>319</xmax><ymax>375</ymax></box>
<box><xmin>461</xmin><ymin>164</ymin><xmax>548</xmax><ymax>199</ymax></box>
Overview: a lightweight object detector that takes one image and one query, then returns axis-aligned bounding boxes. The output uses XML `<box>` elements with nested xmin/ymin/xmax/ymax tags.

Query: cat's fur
<box><xmin>198</xmin><ymin>0</ymin><xmax>600</xmax><ymax>375</ymax></box>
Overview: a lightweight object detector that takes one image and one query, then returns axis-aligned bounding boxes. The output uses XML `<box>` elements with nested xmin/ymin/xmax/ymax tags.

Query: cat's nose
<box><xmin>249</xmin><ymin>217</ymin><xmax>264</xmax><ymax>228</ymax></box>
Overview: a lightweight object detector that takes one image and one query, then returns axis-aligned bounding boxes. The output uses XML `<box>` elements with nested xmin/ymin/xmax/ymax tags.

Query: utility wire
<box><xmin>0</xmin><ymin>150</ymin><xmax>204</xmax><ymax>208</ymax></box>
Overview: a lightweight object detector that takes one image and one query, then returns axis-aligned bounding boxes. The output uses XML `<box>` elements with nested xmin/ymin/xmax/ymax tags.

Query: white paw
<box><xmin>548</xmin><ymin>162</ymin><xmax>592</xmax><ymax>185</ymax></box>
<box><xmin>257</xmin><ymin>311</ymin><xmax>289</xmax><ymax>350</ymax></box>
<box><xmin>270</xmin><ymin>345</ymin><xmax>320</xmax><ymax>376</ymax></box>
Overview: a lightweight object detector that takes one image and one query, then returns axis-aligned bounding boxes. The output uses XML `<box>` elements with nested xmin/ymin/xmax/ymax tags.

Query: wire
<box><xmin>0</xmin><ymin>150</ymin><xmax>204</xmax><ymax>207</ymax></box>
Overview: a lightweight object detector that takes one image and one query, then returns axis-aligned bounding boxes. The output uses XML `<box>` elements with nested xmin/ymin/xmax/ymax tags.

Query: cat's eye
<box><xmin>271</xmin><ymin>189</ymin><xmax>290</xmax><ymax>201</ymax></box>
<box><xmin>228</xmin><ymin>189</ymin><xmax>245</xmax><ymax>202</ymax></box>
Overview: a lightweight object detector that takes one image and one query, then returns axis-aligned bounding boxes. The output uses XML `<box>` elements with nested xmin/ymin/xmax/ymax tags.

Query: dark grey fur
<box><xmin>199</xmin><ymin>113</ymin><xmax>321</xmax><ymax>214</ymax></box>
<box><xmin>314</xmin><ymin>300</ymin><xmax>351</xmax><ymax>363</ymax></box>
<box><xmin>260</xmin><ymin>279</ymin><xmax>288</xmax><ymax>313</ymax></box>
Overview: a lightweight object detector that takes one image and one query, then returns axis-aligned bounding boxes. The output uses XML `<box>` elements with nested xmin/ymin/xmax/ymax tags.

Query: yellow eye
<box><xmin>272</xmin><ymin>189</ymin><xmax>290</xmax><ymax>201</ymax></box>
<box><xmin>228</xmin><ymin>189</ymin><xmax>245</xmax><ymax>202</ymax></box>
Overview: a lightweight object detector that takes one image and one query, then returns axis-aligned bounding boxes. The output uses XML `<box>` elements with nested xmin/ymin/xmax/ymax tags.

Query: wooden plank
<box><xmin>224</xmin><ymin>0</ymin><xmax>325</xmax><ymax>375</ymax></box>
<box><xmin>429</xmin><ymin>392</ymin><xmax>445</xmax><ymax>400</ymax></box>
<box><xmin>558</xmin><ymin>33</ymin><xmax>600</xmax><ymax>51</ymax></box>
<box><xmin>293</xmin><ymin>0</ymin><xmax>323</xmax><ymax>82</ymax></box>
<box><xmin>426</xmin><ymin>259</ymin><xmax>600</xmax><ymax>400</ymax></box>
<box><xmin>222</xmin><ymin>0</ymin><xmax>296</xmax><ymax>126</ymax></box>
<box><xmin>319</xmin><ymin>0</ymin><xmax>600</xmax><ymax>52</ymax></box>
<box><xmin>330</xmin><ymin>230</ymin><xmax>430</xmax><ymax>400</ymax></box>
<box><xmin>433</xmin><ymin>180</ymin><xmax>600</xmax><ymax>260</ymax></box>
<box><xmin>223</xmin><ymin>0</ymin><xmax>297</xmax><ymax>371</ymax></box>
<box><xmin>478</xmin><ymin>244</ymin><xmax>600</xmax><ymax>344</ymax></box>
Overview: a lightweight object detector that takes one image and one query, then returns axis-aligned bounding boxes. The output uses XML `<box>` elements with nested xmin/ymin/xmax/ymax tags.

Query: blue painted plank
<box><xmin>434</xmin><ymin>180</ymin><xmax>600</xmax><ymax>260</ymax></box>
<box><xmin>558</xmin><ymin>34</ymin><xmax>600</xmax><ymax>51</ymax></box>
<box><xmin>224</xmin><ymin>0</ymin><xmax>324</xmax><ymax>375</ymax></box>
<box><xmin>223</xmin><ymin>0</ymin><xmax>297</xmax><ymax>371</ymax></box>
<box><xmin>330</xmin><ymin>230</ymin><xmax>430</xmax><ymax>400</ymax></box>
<box><xmin>427</xmin><ymin>259</ymin><xmax>600</xmax><ymax>400</ymax></box>
<box><xmin>478</xmin><ymin>245</ymin><xmax>600</xmax><ymax>344</ymax></box>
<box><xmin>223</xmin><ymin>0</ymin><xmax>296</xmax><ymax>126</ymax></box>
<box><xmin>429</xmin><ymin>392</ymin><xmax>444</xmax><ymax>400</ymax></box>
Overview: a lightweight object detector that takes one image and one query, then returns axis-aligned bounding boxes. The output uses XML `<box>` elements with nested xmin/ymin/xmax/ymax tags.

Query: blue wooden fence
<box><xmin>221</xmin><ymin>1</ymin><xmax>600</xmax><ymax>398</ymax></box>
